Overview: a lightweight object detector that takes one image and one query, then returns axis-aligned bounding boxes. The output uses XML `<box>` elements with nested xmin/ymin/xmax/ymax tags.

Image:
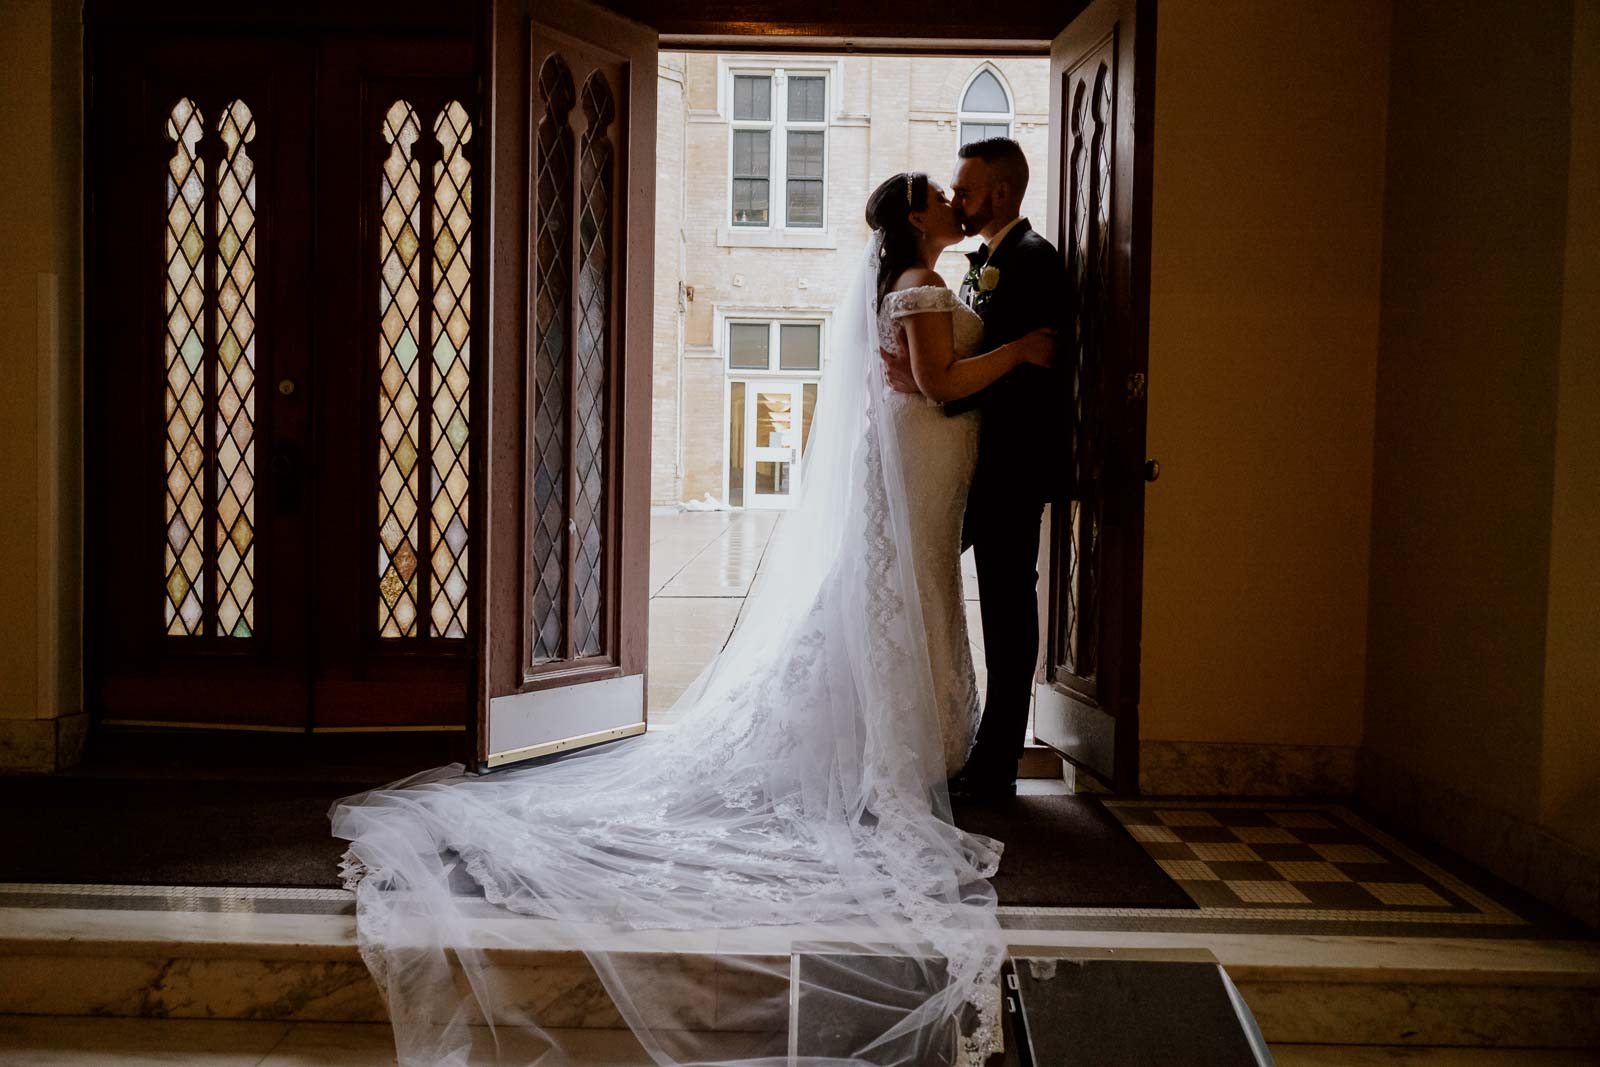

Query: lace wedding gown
<box><xmin>332</xmin><ymin>245</ymin><xmax>1007</xmax><ymax>1066</ymax></box>
<box><xmin>878</xmin><ymin>285</ymin><xmax>983</xmax><ymax>777</ymax></box>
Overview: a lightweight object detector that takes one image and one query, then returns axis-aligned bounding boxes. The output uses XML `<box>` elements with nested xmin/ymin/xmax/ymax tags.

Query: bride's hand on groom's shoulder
<box><xmin>879</xmin><ymin>346</ymin><xmax>922</xmax><ymax>395</ymax></box>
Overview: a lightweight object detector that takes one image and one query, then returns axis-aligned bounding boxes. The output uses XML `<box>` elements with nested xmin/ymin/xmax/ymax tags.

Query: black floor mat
<box><xmin>1</xmin><ymin>777</ymin><xmax>1193</xmax><ymax>908</ymax></box>
<box><xmin>0</xmin><ymin>777</ymin><xmax>359</xmax><ymax>887</ymax></box>
<box><xmin>952</xmin><ymin>793</ymin><xmax>1196</xmax><ymax>909</ymax></box>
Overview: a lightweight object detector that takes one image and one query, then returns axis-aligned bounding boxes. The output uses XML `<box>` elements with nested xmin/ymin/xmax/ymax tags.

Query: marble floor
<box><xmin>1</xmin><ymin>1015</ymin><xmax>1595</xmax><ymax>1065</ymax></box>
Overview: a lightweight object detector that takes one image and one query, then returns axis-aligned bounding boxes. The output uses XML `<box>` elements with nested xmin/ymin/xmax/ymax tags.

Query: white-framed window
<box><xmin>958</xmin><ymin>65</ymin><xmax>1013</xmax><ymax>147</ymax></box>
<box><xmin>721</xmin><ymin>317</ymin><xmax>824</xmax><ymax>509</ymax></box>
<box><xmin>728</xmin><ymin>66</ymin><xmax>829</xmax><ymax>230</ymax></box>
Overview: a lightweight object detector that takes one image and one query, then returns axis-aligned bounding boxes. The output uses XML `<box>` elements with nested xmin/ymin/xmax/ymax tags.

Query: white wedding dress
<box><xmin>877</xmin><ymin>285</ymin><xmax>984</xmax><ymax>778</ymax></box>
<box><xmin>332</xmin><ymin>242</ymin><xmax>1007</xmax><ymax>1067</ymax></box>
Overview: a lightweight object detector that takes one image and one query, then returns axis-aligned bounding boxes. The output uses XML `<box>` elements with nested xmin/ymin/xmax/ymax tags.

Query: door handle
<box><xmin>1143</xmin><ymin>459</ymin><xmax>1160</xmax><ymax>483</ymax></box>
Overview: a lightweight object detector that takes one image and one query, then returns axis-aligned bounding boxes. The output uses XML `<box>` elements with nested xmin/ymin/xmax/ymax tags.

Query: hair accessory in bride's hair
<box><xmin>905</xmin><ymin>174</ymin><xmax>913</xmax><ymax>206</ymax></box>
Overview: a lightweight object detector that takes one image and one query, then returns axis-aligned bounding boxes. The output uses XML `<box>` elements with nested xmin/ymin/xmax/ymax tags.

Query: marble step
<box><xmin>2</xmin><ymin>897</ymin><xmax>1597</xmax><ymax>1048</ymax></box>
<box><xmin>7</xmin><ymin>1016</ymin><xmax>1600</xmax><ymax>1067</ymax></box>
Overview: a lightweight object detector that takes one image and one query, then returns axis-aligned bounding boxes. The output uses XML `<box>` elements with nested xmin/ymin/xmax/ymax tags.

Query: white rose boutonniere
<box><xmin>971</xmin><ymin>264</ymin><xmax>1001</xmax><ymax>311</ymax></box>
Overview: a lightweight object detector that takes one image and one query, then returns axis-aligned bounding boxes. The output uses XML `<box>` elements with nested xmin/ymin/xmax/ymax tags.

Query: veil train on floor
<box><xmin>331</xmin><ymin>230</ymin><xmax>1008</xmax><ymax>1066</ymax></box>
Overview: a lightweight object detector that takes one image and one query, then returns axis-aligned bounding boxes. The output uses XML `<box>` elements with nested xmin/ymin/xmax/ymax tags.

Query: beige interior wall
<box><xmin>1363</xmin><ymin>0</ymin><xmax>1576</xmax><ymax>823</ymax></box>
<box><xmin>1539</xmin><ymin>0</ymin><xmax>1599</xmax><ymax>837</ymax></box>
<box><xmin>0</xmin><ymin>0</ymin><xmax>80</xmax><ymax>727</ymax></box>
<box><xmin>1137</xmin><ymin>0</ymin><xmax>1391</xmax><ymax>748</ymax></box>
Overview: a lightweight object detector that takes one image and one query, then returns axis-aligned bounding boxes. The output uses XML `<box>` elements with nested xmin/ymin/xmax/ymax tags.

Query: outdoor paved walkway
<box><xmin>647</xmin><ymin>508</ymin><xmax>987</xmax><ymax>724</ymax></box>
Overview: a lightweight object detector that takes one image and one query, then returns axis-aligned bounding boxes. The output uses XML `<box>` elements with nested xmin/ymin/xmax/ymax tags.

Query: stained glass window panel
<box><xmin>573</xmin><ymin>73</ymin><xmax>615</xmax><ymax>659</ymax></box>
<box><xmin>429</xmin><ymin>100</ymin><xmax>472</xmax><ymax>639</ymax></box>
<box><xmin>532</xmin><ymin>55</ymin><xmax>576</xmax><ymax>663</ymax></box>
<box><xmin>164</xmin><ymin>98</ymin><xmax>206</xmax><ymax>636</ymax></box>
<box><xmin>214</xmin><ymin>99</ymin><xmax>257</xmax><ymax>638</ymax></box>
<box><xmin>377</xmin><ymin>100</ymin><xmax>424</xmax><ymax>638</ymax></box>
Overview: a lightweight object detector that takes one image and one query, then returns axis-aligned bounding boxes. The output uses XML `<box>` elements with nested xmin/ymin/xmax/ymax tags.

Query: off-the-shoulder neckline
<box><xmin>884</xmin><ymin>284</ymin><xmax>955</xmax><ymax>298</ymax></box>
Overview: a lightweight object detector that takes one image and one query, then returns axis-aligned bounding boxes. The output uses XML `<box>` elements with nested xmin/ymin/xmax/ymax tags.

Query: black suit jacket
<box><xmin>947</xmin><ymin>219</ymin><xmax>1070</xmax><ymax>504</ymax></box>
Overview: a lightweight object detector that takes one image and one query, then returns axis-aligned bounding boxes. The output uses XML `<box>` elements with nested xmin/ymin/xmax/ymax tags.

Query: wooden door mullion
<box><xmin>561</xmin><ymin>104</ymin><xmax>583</xmax><ymax>662</ymax></box>
<box><xmin>200</xmin><ymin>101</ymin><xmax>221</xmax><ymax>640</ymax></box>
<box><xmin>416</xmin><ymin>105</ymin><xmax>437</xmax><ymax>640</ymax></box>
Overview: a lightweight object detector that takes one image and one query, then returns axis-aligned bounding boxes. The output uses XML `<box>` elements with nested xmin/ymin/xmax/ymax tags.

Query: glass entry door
<box><xmin>740</xmin><ymin>380</ymin><xmax>805</xmax><ymax>508</ymax></box>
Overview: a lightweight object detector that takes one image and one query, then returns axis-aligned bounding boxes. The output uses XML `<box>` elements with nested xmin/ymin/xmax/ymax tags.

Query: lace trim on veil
<box><xmin>332</xmin><ymin>230</ymin><xmax>1008</xmax><ymax>1067</ymax></box>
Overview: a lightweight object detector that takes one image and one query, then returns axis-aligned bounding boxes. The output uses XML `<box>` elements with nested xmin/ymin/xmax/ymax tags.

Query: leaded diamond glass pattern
<box><xmin>214</xmin><ymin>99</ymin><xmax>257</xmax><ymax>638</ymax></box>
<box><xmin>1060</xmin><ymin>66</ymin><xmax>1111</xmax><ymax>678</ymax></box>
<box><xmin>378</xmin><ymin>100</ymin><xmax>424</xmax><ymax>638</ymax></box>
<box><xmin>164</xmin><ymin>98</ymin><xmax>207</xmax><ymax>636</ymax></box>
<box><xmin>573</xmin><ymin>73</ymin><xmax>614</xmax><ymax>659</ymax></box>
<box><xmin>429</xmin><ymin>101</ymin><xmax>472</xmax><ymax>639</ymax></box>
<box><xmin>532</xmin><ymin>56</ymin><xmax>575</xmax><ymax>662</ymax></box>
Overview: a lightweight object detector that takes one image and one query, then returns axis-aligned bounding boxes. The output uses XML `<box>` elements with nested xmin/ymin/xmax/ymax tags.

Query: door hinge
<box><xmin>1126</xmin><ymin>372</ymin><xmax>1147</xmax><ymax>400</ymax></box>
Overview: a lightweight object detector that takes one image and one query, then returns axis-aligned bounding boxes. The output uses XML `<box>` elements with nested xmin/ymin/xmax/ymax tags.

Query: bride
<box><xmin>332</xmin><ymin>171</ymin><xmax>1055</xmax><ymax>1067</ymax></box>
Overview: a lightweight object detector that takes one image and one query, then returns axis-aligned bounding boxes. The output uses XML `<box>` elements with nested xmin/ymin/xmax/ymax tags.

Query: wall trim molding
<box><xmin>0</xmin><ymin>712</ymin><xmax>88</xmax><ymax>774</ymax></box>
<box><xmin>1133</xmin><ymin>738</ymin><xmax>1357</xmax><ymax>797</ymax></box>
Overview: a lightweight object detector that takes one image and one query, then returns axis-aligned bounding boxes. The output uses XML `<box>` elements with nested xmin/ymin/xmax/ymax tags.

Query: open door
<box><xmin>1033</xmin><ymin>0</ymin><xmax>1156</xmax><ymax>793</ymax></box>
<box><xmin>478</xmin><ymin>0</ymin><xmax>656</xmax><ymax>769</ymax></box>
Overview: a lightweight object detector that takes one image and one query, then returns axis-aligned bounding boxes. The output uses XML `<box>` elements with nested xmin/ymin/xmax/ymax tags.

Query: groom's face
<box><xmin>950</xmin><ymin>157</ymin><xmax>995</xmax><ymax>237</ymax></box>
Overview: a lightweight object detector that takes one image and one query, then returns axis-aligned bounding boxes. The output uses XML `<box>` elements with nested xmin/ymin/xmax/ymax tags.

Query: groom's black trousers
<box><xmin>961</xmin><ymin>482</ymin><xmax>1046</xmax><ymax>782</ymax></box>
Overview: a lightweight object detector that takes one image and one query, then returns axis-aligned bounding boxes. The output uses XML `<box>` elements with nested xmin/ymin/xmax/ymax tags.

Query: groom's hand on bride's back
<box><xmin>879</xmin><ymin>346</ymin><xmax>922</xmax><ymax>394</ymax></box>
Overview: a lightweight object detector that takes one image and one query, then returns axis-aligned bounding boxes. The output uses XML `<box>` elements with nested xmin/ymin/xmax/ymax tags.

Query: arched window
<box><xmin>959</xmin><ymin>66</ymin><xmax>1013</xmax><ymax>146</ymax></box>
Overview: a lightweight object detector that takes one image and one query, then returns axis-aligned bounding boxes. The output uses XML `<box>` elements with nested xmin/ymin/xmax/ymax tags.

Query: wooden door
<box><xmin>309</xmin><ymin>40</ymin><xmax>478</xmax><ymax>730</ymax></box>
<box><xmin>478</xmin><ymin>0</ymin><xmax>656</xmax><ymax>769</ymax></box>
<box><xmin>86</xmin><ymin>35</ymin><xmax>317</xmax><ymax>729</ymax></box>
<box><xmin>1033</xmin><ymin>0</ymin><xmax>1157</xmax><ymax>793</ymax></box>
<box><xmin>84</xmin><ymin>31</ymin><xmax>478</xmax><ymax>733</ymax></box>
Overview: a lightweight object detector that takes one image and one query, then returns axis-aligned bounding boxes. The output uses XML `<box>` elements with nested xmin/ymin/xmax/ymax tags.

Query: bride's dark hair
<box><xmin>864</xmin><ymin>171</ymin><xmax>929</xmax><ymax>311</ymax></box>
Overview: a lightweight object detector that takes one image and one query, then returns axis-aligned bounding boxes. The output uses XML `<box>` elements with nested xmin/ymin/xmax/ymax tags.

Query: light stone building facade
<box><xmin>652</xmin><ymin>52</ymin><xmax>1049</xmax><ymax>507</ymax></box>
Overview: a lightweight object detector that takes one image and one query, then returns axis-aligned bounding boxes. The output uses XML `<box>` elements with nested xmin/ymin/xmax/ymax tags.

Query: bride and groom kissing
<box><xmin>332</xmin><ymin>135</ymin><xmax>1067</xmax><ymax>1065</ymax></box>
<box><xmin>875</xmin><ymin>135</ymin><xmax>1067</xmax><ymax>802</ymax></box>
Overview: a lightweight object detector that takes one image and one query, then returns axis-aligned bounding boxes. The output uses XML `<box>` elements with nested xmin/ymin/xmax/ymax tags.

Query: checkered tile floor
<box><xmin>1100</xmin><ymin>799</ymin><xmax>1525</xmax><ymax>926</ymax></box>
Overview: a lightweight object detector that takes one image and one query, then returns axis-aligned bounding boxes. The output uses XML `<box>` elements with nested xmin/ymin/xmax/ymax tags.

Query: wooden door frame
<box><xmin>1034</xmin><ymin>0</ymin><xmax>1156</xmax><ymax>793</ymax></box>
<box><xmin>477</xmin><ymin>0</ymin><xmax>656</xmax><ymax>768</ymax></box>
<box><xmin>474</xmin><ymin>5</ymin><xmax>1151</xmax><ymax>774</ymax></box>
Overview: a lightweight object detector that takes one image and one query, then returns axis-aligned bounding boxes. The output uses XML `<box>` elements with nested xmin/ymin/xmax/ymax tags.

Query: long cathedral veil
<box><xmin>331</xmin><ymin>230</ymin><xmax>1007</xmax><ymax>1065</ymax></box>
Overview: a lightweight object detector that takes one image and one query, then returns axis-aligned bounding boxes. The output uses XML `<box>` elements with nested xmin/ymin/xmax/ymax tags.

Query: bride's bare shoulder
<box><xmin>889</xmin><ymin>268</ymin><xmax>947</xmax><ymax>292</ymax></box>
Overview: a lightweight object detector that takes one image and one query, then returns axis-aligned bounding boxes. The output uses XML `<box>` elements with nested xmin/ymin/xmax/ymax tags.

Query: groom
<box><xmin>883</xmin><ymin>137</ymin><xmax>1069</xmax><ymax>800</ymax></box>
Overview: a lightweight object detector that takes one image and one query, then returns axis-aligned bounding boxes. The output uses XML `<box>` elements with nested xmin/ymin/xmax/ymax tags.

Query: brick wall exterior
<box><xmin>652</xmin><ymin>54</ymin><xmax>1049</xmax><ymax>505</ymax></box>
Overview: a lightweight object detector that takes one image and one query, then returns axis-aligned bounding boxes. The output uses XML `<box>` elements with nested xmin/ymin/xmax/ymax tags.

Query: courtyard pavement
<box><xmin>647</xmin><ymin>508</ymin><xmax>986</xmax><ymax>723</ymax></box>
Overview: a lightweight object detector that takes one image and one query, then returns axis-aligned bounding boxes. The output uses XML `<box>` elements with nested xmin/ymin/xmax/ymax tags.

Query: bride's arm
<box><xmin>896</xmin><ymin>288</ymin><xmax>1054</xmax><ymax>404</ymax></box>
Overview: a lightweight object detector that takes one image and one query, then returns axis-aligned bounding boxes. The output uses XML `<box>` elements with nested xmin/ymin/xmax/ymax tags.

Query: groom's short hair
<box><xmin>958</xmin><ymin>137</ymin><xmax>1029</xmax><ymax>200</ymax></box>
